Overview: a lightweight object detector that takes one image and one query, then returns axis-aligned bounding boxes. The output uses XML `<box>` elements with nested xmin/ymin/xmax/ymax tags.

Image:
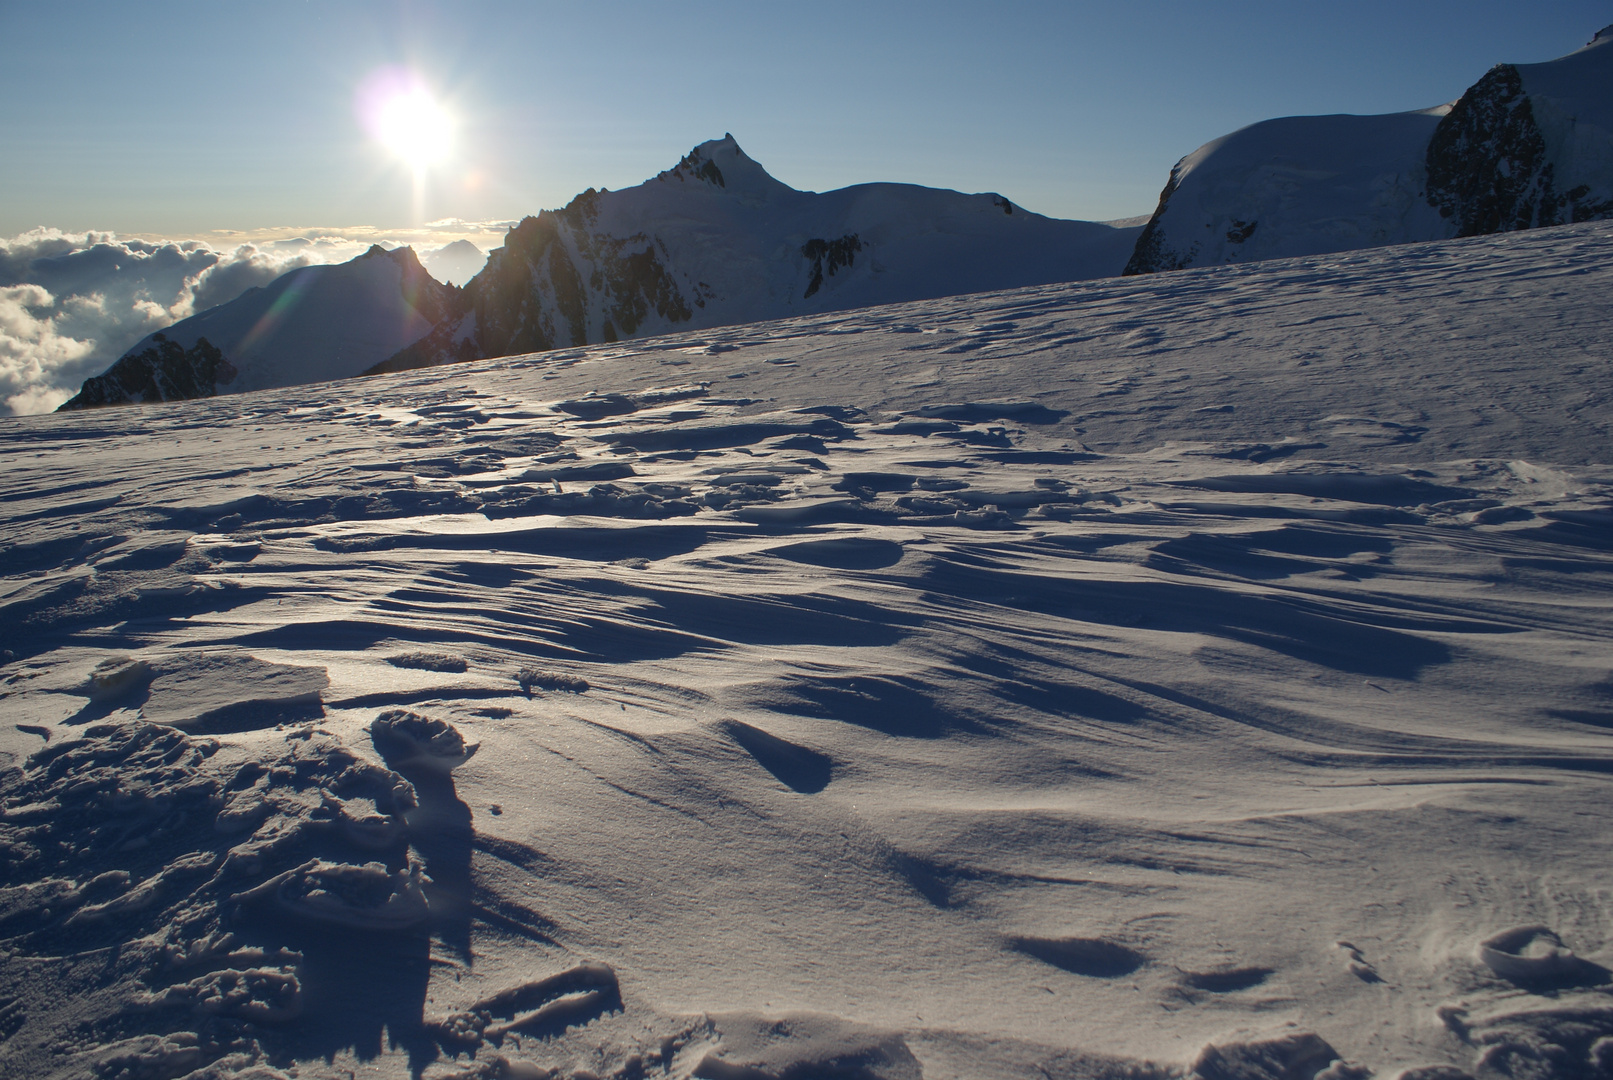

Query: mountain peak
<box><xmin>659</xmin><ymin>134</ymin><xmax>792</xmax><ymax>199</ymax></box>
<box><xmin>358</xmin><ymin>243</ymin><xmax>427</xmax><ymax>273</ymax></box>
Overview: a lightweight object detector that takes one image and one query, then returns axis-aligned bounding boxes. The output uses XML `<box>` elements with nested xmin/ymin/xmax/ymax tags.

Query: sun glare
<box><xmin>357</xmin><ymin>68</ymin><xmax>454</xmax><ymax>176</ymax></box>
<box><xmin>376</xmin><ymin>87</ymin><xmax>452</xmax><ymax>171</ymax></box>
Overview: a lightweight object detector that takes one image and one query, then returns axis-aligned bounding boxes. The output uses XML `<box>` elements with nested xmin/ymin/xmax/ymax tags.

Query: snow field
<box><xmin>2</xmin><ymin>222</ymin><xmax>1613</xmax><ymax>1079</ymax></box>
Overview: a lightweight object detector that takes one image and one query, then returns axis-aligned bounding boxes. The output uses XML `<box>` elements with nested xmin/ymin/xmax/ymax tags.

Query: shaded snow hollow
<box><xmin>2</xmin><ymin>221</ymin><xmax>1613</xmax><ymax>1079</ymax></box>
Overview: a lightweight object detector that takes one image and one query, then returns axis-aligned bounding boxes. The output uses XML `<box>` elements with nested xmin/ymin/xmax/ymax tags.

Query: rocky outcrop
<box><xmin>1426</xmin><ymin>64</ymin><xmax>1613</xmax><ymax>235</ymax></box>
<box><xmin>801</xmin><ymin>235</ymin><xmax>862</xmax><ymax>298</ymax></box>
<box><xmin>1122</xmin><ymin>168</ymin><xmax>1191</xmax><ymax>275</ymax></box>
<box><xmin>58</xmin><ymin>334</ymin><xmax>237</xmax><ymax>409</ymax></box>
<box><xmin>372</xmin><ymin>196</ymin><xmax>700</xmax><ymax>376</ymax></box>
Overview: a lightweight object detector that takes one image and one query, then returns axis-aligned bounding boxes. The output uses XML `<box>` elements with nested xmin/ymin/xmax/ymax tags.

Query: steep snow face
<box><xmin>1125</xmin><ymin>109</ymin><xmax>1449</xmax><ymax>273</ymax></box>
<box><xmin>379</xmin><ymin>135</ymin><xmax>1141</xmax><ymax>373</ymax></box>
<box><xmin>1126</xmin><ymin>28</ymin><xmax>1613</xmax><ymax>274</ymax></box>
<box><xmin>59</xmin><ymin>246</ymin><xmax>454</xmax><ymax>408</ymax></box>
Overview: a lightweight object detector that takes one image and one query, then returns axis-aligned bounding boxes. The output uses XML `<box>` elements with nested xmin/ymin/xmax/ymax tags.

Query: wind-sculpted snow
<box><xmin>2</xmin><ymin>223</ymin><xmax>1612</xmax><ymax>1078</ymax></box>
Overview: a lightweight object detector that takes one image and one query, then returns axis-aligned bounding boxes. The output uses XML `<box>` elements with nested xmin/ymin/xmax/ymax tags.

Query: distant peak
<box><xmin>1594</xmin><ymin>24</ymin><xmax>1613</xmax><ymax>44</ymax></box>
<box><xmin>357</xmin><ymin>244</ymin><xmax>425</xmax><ymax>271</ymax></box>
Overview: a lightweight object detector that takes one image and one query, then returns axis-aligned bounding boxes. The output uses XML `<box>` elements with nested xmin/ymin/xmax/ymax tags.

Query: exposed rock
<box><xmin>58</xmin><ymin>334</ymin><xmax>236</xmax><ymax>410</ymax></box>
<box><xmin>801</xmin><ymin>235</ymin><xmax>862</xmax><ymax>298</ymax></box>
<box><xmin>1426</xmin><ymin>64</ymin><xmax>1613</xmax><ymax>234</ymax></box>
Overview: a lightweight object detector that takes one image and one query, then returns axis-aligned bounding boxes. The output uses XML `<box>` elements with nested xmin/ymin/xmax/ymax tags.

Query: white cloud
<box><xmin>0</xmin><ymin>221</ymin><xmax>514</xmax><ymax>417</ymax></box>
<box><xmin>0</xmin><ymin>284</ymin><xmax>97</xmax><ymax>415</ymax></box>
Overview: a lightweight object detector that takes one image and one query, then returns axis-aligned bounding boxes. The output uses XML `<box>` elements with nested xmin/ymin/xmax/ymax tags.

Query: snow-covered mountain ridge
<box><xmin>58</xmin><ymin>139</ymin><xmax>1138</xmax><ymax>407</ymax></box>
<box><xmin>377</xmin><ymin>135</ymin><xmax>1141</xmax><ymax>373</ymax></box>
<box><xmin>53</xmin><ymin>25</ymin><xmax>1613</xmax><ymax>409</ymax></box>
<box><xmin>58</xmin><ymin>244</ymin><xmax>454</xmax><ymax>409</ymax></box>
<box><xmin>1125</xmin><ymin>25</ymin><xmax>1613</xmax><ymax>273</ymax></box>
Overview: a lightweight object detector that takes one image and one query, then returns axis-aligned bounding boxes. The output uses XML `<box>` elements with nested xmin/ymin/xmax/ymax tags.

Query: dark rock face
<box><xmin>373</xmin><ymin>192</ymin><xmax>698</xmax><ymax>376</ymax></box>
<box><xmin>1123</xmin><ymin>167</ymin><xmax>1193</xmax><ymax>275</ymax></box>
<box><xmin>801</xmin><ymin>235</ymin><xmax>862</xmax><ymax>298</ymax></box>
<box><xmin>57</xmin><ymin>334</ymin><xmax>236</xmax><ymax>410</ymax></box>
<box><xmin>1426</xmin><ymin>64</ymin><xmax>1613</xmax><ymax>235</ymax></box>
<box><xmin>674</xmin><ymin>144</ymin><xmax>726</xmax><ymax>187</ymax></box>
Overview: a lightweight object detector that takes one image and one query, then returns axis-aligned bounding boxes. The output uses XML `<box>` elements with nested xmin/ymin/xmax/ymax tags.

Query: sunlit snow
<box><xmin>1</xmin><ymin>222</ymin><xmax>1611</xmax><ymax>1079</ymax></box>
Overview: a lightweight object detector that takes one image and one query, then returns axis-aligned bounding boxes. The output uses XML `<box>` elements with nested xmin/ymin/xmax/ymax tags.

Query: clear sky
<box><xmin>2</xmin><ymin>0</ymin><xmax>1609</xmax><ymax>236</ymax></box>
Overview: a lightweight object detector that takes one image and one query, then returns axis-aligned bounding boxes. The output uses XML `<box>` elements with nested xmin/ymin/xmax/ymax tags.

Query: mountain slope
<box><xmin>1126</xmin><ymin>25</ymin><xmax>1613</xmax><ymax>273</ymax></box>
<box><xmin>58</xmin><ymin>245</ymin><xmax>455</xmax><ymax>409</ymax></box>
<box><xmin>374</xmin><ymin>135</ymin><xmax>1141</xmax><ymax>373</ymax></box>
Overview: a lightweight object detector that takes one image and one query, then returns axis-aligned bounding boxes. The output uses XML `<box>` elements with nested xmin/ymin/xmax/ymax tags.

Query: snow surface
<box><xmin>3</xmin><ymin>220</ymin><xmax>1613</xmax><ymax>1080</ymax></box>
<box><xmin>1516</xmin><ymin>29</ymin><xmax>1613</xmax><ymax>197</ymax></box>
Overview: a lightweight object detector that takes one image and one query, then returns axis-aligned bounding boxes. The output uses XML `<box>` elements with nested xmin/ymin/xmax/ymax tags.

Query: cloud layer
<box><xmin>0</xmin><ymin>222</ymin><xmax>505</xmax><ymax>416</ymax></box>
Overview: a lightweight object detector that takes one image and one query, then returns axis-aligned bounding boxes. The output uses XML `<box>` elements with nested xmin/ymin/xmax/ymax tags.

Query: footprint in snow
<box><xmin>1177</xmin><ymin>966</ymin><xmax>1273</xmax><ymax>993</ymax></box>
<box><xmin>1336</xmin><ymin>940</ymin><xmax>1383</xmax><ymax>983</ymax></box>
<box><xmin>1477</xmin><ymin>925</ymin><xmax>1611</xmax><ymax>989</ymax></box>
<box><xmin>1009</xmin><ymin>935</ymin><xmax>1147</xmax><ymax>978</ymax></box>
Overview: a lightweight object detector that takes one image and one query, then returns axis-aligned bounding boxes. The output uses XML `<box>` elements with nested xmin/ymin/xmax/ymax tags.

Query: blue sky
<box><xmin>1</xmin><ymin>1</ymin><xmax>1609</xmax><ymax>235</ymax></box>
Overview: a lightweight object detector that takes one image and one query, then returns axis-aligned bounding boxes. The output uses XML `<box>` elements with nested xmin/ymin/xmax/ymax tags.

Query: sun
<box><xmin>358</xmin><ymin>68</ymin><xmax>454</xmax><ymax>174</ymax></box>
<box><xmin>376</xmin><ymin>86</ymin><xmax>452</xmax><ymax>172</ymax></box>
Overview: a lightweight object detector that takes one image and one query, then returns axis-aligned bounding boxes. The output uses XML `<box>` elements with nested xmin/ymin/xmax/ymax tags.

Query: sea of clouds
<box><xmin>0</xmin><ymin>223</ymin><xmax>503</xmax><ymax>416</ymax></box>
